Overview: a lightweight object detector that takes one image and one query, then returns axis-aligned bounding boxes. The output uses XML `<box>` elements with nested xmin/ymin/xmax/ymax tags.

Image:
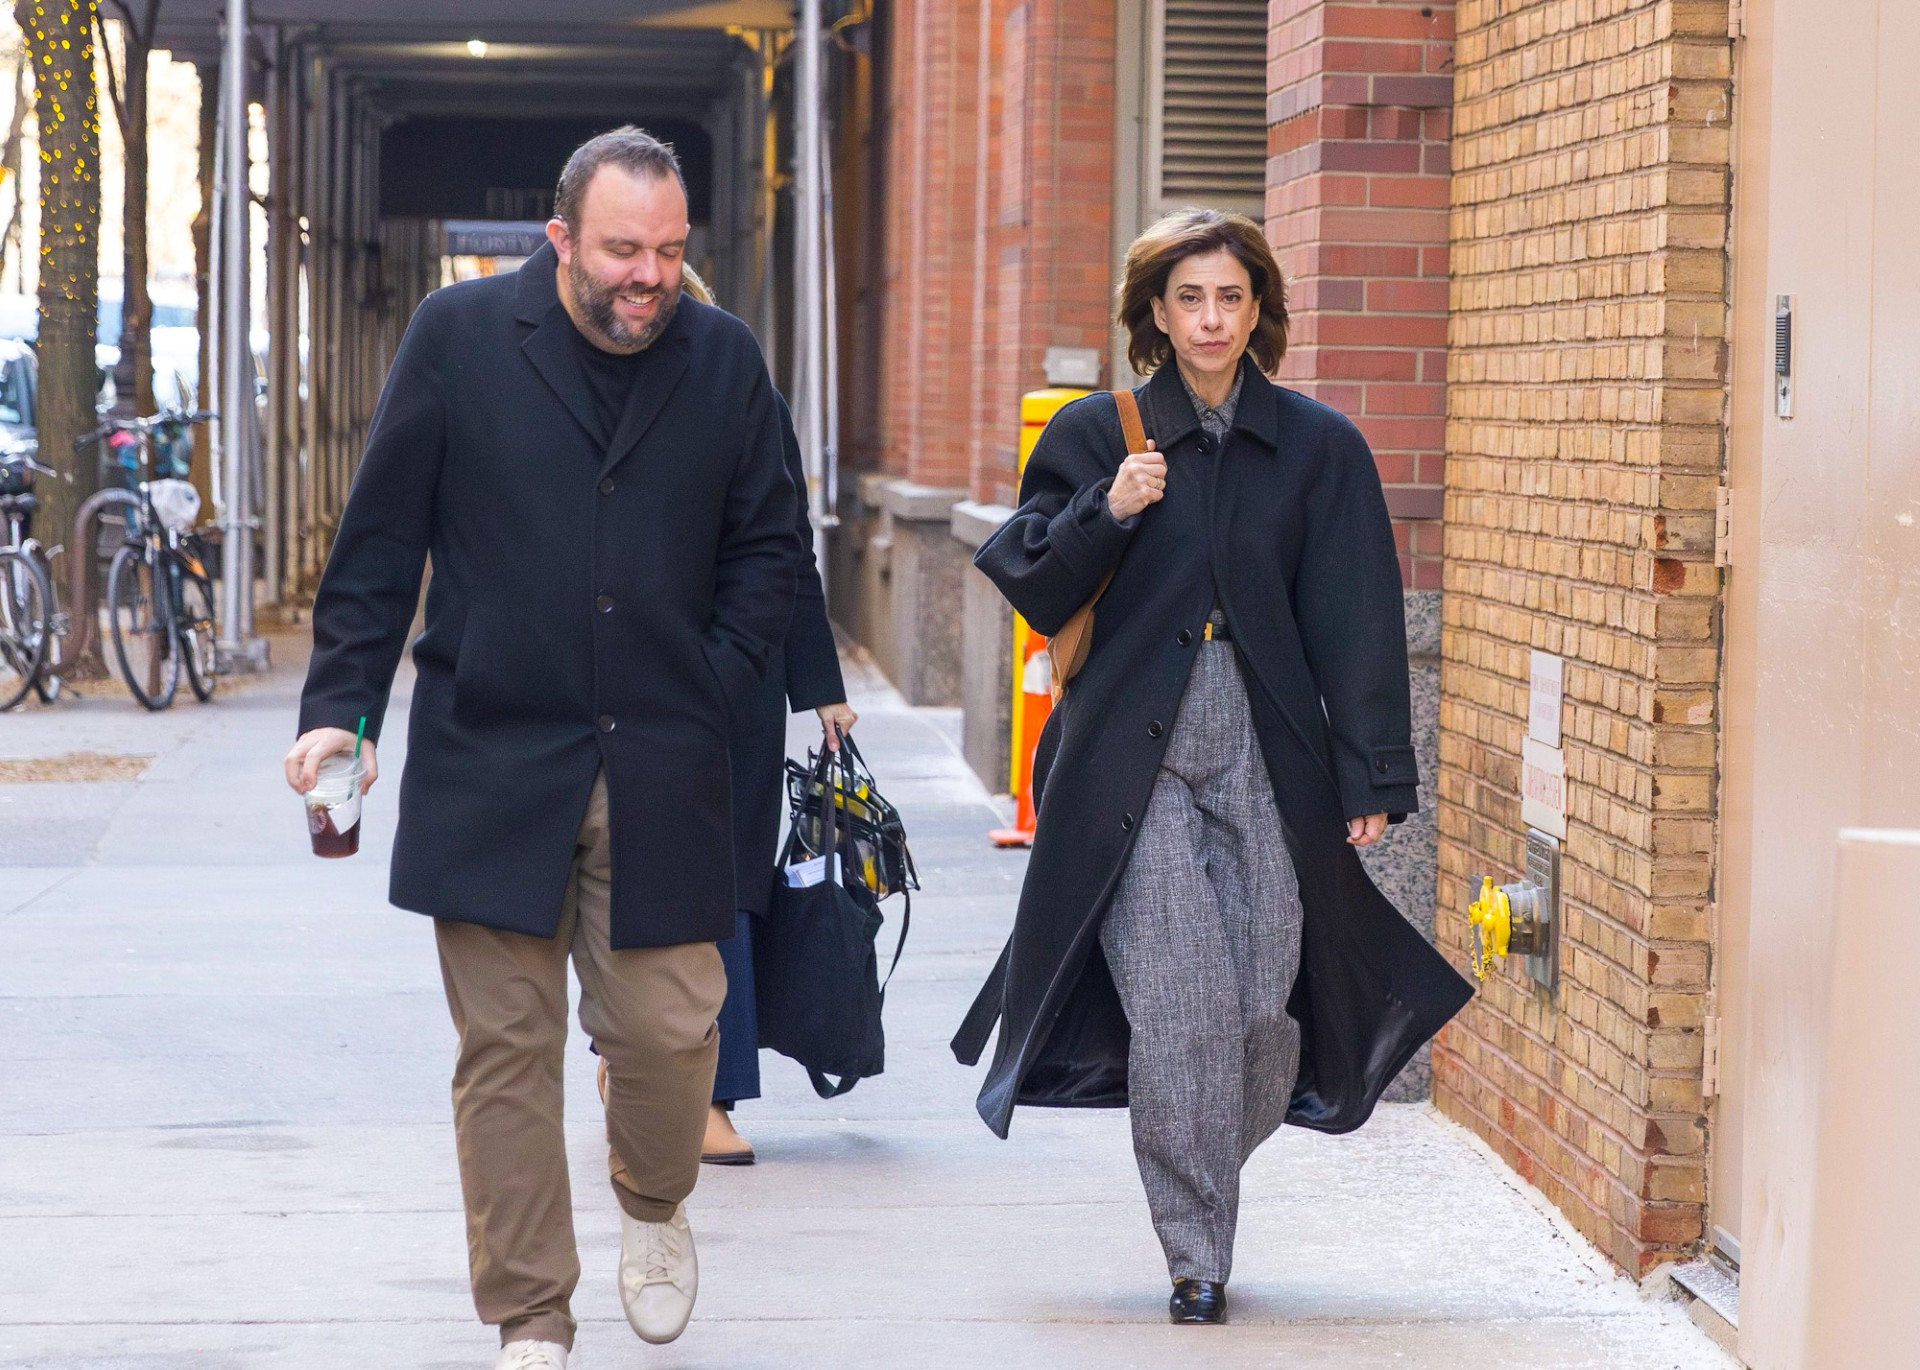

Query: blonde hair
<box><xmin>1115</xmin><ymin>208</ymin><xmax>1289</xmax><ymax>375</ymax></box>
<box><xmin>681</xmin><ymin>263</ymin><xmax>714</xmax><ymax>306</ymax></box>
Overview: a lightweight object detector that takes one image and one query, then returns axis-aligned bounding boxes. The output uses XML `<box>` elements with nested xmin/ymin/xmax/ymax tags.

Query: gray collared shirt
<box><xmin>1181</xmin><ymin>368</ymin><xmax>1244</xmax><ymax>440</ymax></box>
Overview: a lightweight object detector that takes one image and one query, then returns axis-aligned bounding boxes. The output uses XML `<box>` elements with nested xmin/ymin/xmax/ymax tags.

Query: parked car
<box><xmin>0</xmin><ymin>282</ymin><xmax>203</xmax><ymax>409</ymax></box>
<box><xmin>0</xmin><ymin>338</ymin><xmax>37</xmax><ymax>458</ymax></box>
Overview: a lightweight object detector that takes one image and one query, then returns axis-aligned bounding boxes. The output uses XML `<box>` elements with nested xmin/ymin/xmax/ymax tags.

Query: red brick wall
<box><xmin>877</xmin><ymin>0</ymin><xmax>1117</xmax><ymax>505</ymax></box>
<box><xmin>1266</xmin><ymin>0</ymin><xmax>1453</xmax><ymax>590</ymax></box>
<box><xmin>878</xmin><ymin>0</ymin><xmax>983</xmax><ymax>490</ymax></box>
<box><xmin>972</xmin><ymin>1</ymin><xmax>1118</xmax><ymax>508</ymax></box>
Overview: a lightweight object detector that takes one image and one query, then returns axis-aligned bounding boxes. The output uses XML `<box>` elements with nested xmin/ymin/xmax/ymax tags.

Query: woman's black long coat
<box><xmin>953</xmin><ymin>357</ymin><xmax>1472</xmax><ymax>1138</ymax></box>
<box><xmin>730</xmin><ymin>398</ymin><xmax>847</xmax><ymax>916</ymax></box>
<box><xmin>298</xmin><ymin>245</ymin><xmax>798</xmax><ymax>949</ymax></box>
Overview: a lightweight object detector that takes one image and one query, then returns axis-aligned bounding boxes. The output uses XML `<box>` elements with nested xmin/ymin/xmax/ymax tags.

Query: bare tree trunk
<box><xmin>190</xmin><ymin>54</ymin><xmax>213</xmax><ymax>506</ymax></box>
<box><xmin>0</xmin><ymin>55</ymin><xmax>28</xmax><ymax>286</ymax></box>
<box><xmin>100</xmin><ymin>0</ymin><xmax>157</xmax><ymax>417</ymax></box>
<box><xmin>17</xmin><ymin>1</ymin><xmax>104</xmax><ymax>591</ymax></box>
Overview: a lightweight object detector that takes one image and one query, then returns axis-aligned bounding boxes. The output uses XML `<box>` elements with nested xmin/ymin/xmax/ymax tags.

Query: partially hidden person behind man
<box><xmin>953</xmin><ymin>208</ymin><xmax>1473</xmax><ymax>1325</ymax></box>
<box><xmin>591</xmin><ymin>264</ymin><xmax>856</xmax><ymax>1168</ymax></box>
<box><xmin>283</xmin><ymin>127</ymin><xmax>798</xmax><ymax>1370</ymax></box>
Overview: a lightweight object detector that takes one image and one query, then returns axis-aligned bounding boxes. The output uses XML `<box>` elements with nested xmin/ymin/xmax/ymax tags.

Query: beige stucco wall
<box><xmin>1720</xmin><ymin>0</ymin><xmax>1920</xmax><ymax>1363</ymax></box>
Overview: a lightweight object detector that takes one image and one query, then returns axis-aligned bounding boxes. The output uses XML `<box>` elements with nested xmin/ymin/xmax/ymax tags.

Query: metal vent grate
<box><xmin>1158</xmin><ymin>0</ymin><xmax>1270</xmax><ymax>204</ymax></box>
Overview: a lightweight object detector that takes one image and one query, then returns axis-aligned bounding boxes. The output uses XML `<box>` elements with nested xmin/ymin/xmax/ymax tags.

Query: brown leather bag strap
<box><xmin>1084</xmin><ymin>387</ymin><xmax>1148</xmax><ymax>601</ymax></box>
<box><xmin>1113</xmin><ymin>387</ymin><xmax>1148</xmax><ymax>458</ymax></box>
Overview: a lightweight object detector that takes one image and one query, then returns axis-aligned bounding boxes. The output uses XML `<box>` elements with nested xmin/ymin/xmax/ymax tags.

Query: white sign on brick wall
<box><xmin>1529</xmin><ymin>650</ymin><xmax>1563</xmax><ymax>746</ymax></box>
<box><xmin>1524</xmin><ymin>651</ymin><xmax>1567</xmax><ymax>838</ymax></box>
<box><xmin>1522</xmin><ymin>737</ymin><xmax>1567</xmax><ymax>840</ymax></box>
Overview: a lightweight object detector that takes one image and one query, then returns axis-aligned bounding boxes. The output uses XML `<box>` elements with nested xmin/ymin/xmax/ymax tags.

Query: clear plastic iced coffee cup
<box><xmin>306</xmin><ymin>753</ymin><xmax>365</xmax><ymax>858</ymax></box>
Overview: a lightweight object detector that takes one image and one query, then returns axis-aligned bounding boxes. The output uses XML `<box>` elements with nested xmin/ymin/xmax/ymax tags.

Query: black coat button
<box><xmin>598</xmin><ymin>477</ymin><xmax>615</xmax><ymax>496</ymax></box>
<box><xmin>596</xmin><ymin>593</ymin><xmax>614</xmax><ymax>613</ymax></box>
<box><xmin>597</xmin><ymin>715</ymin><xmax>616</xmax><ymax>734</ymax></box>
<box><xmin>1376</xmin><ymin>758</ymin><xmax>1390</xmax><ymax>773</ymax></box>
<box><xmin>1148</xmin><ymin>720</ymin><xmax>1163</xmax><ymax>738</ymax></box>
<box><xmin>1121</xmin><ymin>813</ymin><xmax>1134</xmax><ymax>832</ymax></box>
<box><xmin>1176</xmin><ymin>629</ymin><xmax>1193</xmax><ymax>647</ymax></box>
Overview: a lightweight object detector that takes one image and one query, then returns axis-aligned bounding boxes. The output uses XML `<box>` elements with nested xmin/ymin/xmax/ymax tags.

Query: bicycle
<box><xmin>76</xmin><ymin>409</ymin><xmax>219</xmax><ymax>710</ymax></box>
<box><xmin>0</xmin><ymin>445</ymin><xmax>68</xmax><ymax>710</ymax></box>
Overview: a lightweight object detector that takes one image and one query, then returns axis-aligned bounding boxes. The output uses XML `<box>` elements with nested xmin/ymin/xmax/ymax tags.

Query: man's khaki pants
<box><xmin>434</xmin><ymin>772</ymin><xmax>725</xmax><ymax>1349</ymax></box>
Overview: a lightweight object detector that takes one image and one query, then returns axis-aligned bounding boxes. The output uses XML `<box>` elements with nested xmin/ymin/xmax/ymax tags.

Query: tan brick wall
<box><xmin>1433</xmin><ymin>0</ymin><xmax>1731</xmax><ymax>1275</ymax></box>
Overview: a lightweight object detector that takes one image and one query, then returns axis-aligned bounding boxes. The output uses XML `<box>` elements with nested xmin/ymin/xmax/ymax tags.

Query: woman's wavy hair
<box><xmin>1116</xmin><ymin>208</ymin><xmax>1289</xmax><ymax>376</ymax></box>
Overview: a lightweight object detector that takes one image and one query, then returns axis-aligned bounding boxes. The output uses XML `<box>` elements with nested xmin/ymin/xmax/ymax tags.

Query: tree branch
<box><xmin>94</xmin><ymin>13</ymin><xmax>128</xmax><ymax>140</ymax></box>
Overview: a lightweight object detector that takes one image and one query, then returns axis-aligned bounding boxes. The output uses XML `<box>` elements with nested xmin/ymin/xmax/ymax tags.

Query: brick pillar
<box><xmin>971</xmin><ymin>0</ymin><xmax>1119</xmax><ymax>509</ymax></box>
<box><xmin>1434</xmin><ymin>0</ymin><xmax>1731</xmax><ymax>1275</ymax></box>
<box><xmin>878</xmin><ymin>0</ymin><xmax>984</xmax><ymax>490</ymax></box>
<box><xmin>1265</xmin><ymin>1</ymin><xmax>1455</xmax><ymax>1102</ymax></box>
<box><xmin>1266</xmin><ymin>0</ymin><xmax>1453</xmax><ymax>591</ymax></box>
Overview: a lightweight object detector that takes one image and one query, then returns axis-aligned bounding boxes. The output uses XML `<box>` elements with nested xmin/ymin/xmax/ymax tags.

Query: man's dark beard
<box><xmin>569</xmin><ymin>257</ymin><xmax>681</xmax><ymax>351</ymax></box>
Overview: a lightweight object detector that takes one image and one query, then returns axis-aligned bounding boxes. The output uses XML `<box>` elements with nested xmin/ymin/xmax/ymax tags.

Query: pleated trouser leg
<box><xmin>1100</xmin><ymin>639</ymin><xmax>1305</xmax><ymax>1283</ymax></box>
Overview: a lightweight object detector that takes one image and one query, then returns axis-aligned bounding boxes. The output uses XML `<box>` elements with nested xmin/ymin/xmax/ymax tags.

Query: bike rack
<box><xmin>66</xmin><ymin>487</ymin><xmax>141</xmax><ymax>669</ymax></box>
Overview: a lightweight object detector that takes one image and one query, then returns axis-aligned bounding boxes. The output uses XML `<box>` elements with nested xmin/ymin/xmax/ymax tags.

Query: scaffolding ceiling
<box><xmin>152</xmin><ymin>1</ymin><xmax>792</xmax><ymax>118</ymax></box>
<box><xmin>153</xmin><ymin>0</ymin><xmax>794</xmax><ymax>47</ymax></box>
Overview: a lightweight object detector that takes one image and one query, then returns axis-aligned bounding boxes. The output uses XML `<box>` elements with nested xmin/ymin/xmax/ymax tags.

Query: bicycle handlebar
<box><xmin>72</xmin><ymin>408</ymin><xmax>220</xmax><ymax>452</ymax></box>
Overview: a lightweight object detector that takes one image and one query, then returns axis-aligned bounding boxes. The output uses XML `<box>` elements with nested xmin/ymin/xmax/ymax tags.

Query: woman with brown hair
<box><xmin>954</xmin><ymin>209</ymin><xmax>1471</xmax><ymax>1323</ymax></box>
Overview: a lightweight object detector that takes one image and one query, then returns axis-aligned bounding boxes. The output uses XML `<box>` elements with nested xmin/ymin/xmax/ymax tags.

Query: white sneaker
<box><xmin>495</xmin><ymin>1341</ymin><xmax>567</xmax><ymax>1370</ymax></box>
<box><xmin>618</xmin><ymin>1202</ymin><xmax>698</xmax><ymax>1344</ymax></box>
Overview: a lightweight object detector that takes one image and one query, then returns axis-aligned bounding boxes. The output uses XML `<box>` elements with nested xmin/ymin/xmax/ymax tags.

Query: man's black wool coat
<box><xmin>298</xmin><ymin>244</ymin><xmax>798</xmax><ymax>948</ymax></box>
<box><xmin>954</xmin><ymin>357</ymin><xmax>1473</xmax><ymax>1138</ymax></box>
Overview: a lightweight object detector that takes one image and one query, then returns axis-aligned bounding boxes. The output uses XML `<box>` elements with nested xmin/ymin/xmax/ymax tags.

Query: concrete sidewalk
<box><xmin>0</xmin><ymin>639</ymin><xmax>1735</xmax><ymax>1369</ymax></box>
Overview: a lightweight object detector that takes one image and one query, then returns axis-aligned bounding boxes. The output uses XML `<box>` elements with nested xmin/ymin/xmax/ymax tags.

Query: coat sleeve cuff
<box><xmin>1339</xmin><ymin>743</ymin><xmax>1421</xmax><ymax>820</ymax></box>
<box><xmin>297</xmin><ymin>700</ymin><xmax>386</xmax><ymax>744</ymax></box>
<box><xmin>1045</xmin><ymin>478</ymin><xmax>1134</xmax><ymax>577</ymax></box>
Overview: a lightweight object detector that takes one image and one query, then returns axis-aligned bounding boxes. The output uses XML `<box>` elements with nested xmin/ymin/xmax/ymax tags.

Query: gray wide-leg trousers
<box><xmin>1100</xmin><ymin>633</ymin><xmax>1305</xmax><ymax>1283</ymax></box>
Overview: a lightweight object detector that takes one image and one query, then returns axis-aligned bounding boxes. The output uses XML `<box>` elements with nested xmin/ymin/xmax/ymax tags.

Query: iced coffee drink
<box><xmin>306</xmin><ymin>754</ymin><xmax>365</xmax><ymax>858</ymax></box>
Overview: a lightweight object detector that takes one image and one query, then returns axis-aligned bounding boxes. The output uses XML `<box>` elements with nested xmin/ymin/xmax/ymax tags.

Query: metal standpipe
<box><xmin>795</xmin><ymin>0</ymin><xmax>828</xmax><ymax>591</ymax></box>
<box><xmin>216</xmin><ymin>0</ymin><xmax>269</xmax><ymax>672</ymax></box>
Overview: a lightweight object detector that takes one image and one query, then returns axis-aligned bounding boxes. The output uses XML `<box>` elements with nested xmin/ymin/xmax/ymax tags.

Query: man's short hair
<box><xmin>553</xmin><ymin>126</ymin><xmax>687</xmax><ymax>231</ymax></box>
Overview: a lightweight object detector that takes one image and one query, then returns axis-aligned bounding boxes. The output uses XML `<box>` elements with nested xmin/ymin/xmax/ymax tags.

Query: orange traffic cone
<box><xmin>990</xmin><ymin>643</ymin><xmax>1054</xmax><ymax>847</ymax></box>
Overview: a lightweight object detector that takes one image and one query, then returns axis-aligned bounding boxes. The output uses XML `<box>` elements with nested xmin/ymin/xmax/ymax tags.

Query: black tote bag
<box><xmin>756</xmin><ymin>746</ymin><xmax>908</xmax><ymax>1098</ymax></box>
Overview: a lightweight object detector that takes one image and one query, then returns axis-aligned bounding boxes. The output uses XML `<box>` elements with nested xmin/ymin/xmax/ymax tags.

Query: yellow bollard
<box><xmin>989</xmin><ymin>387</ymin><xmax>1089</xmax><ymax>848</ymax></box>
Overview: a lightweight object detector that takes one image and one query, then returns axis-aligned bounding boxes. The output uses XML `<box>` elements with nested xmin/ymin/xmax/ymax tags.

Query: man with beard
<box><xmin>283</xmin><ymin>128</ymin><xmax>798</xmax><ymax>1369</ymax></box>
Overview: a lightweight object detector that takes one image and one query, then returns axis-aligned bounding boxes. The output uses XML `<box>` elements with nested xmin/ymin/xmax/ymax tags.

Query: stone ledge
<box><xmin>1405</xmin><ymin>588</ymin><xmax>1441</xmax><ymax>658</ymax></box>
<box><xmin>875</xmin><ymin>478</ymin><xmax>967</xmax><ymax>523</ymax></box>
<box><xmin>950</xmin><ymin>500</ymin><xmax>1015</xmax><ymax>550</ymax></box>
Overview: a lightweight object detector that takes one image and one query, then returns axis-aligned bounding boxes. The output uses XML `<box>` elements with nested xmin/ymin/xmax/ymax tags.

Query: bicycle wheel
<box><xmin>107</xmin><ymin>542</ymin><xmax>180</xmax><ymax>710</ymax></box>
<box><xmin>0</xmin><ymin>546</ymin><xmax>50</xmax><ymax>711</ymax></box>
<box><xmin>178</xmin><ymin>566</ymin><xmax>218</xmax><ymax>702</ymax></box>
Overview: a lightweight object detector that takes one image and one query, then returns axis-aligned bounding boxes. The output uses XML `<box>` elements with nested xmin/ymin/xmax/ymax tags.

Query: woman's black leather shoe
<box><xmin>1168</xmin><ymin>1278</ymin><xmax>1227</xmax><ymax>1324</ymax></box>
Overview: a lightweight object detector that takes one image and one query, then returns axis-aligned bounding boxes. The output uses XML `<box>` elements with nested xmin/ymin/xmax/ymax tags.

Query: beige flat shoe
<box><xmin>701</xmin><ymin>1103</ymin><xmax>755</xmax><ymax>1166</ymax></box>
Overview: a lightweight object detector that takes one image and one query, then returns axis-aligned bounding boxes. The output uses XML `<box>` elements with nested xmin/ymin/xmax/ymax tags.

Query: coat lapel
<box><xmin>514</xmin><ymin>244</ymin><xmax>601</xmax><ymax>448</ymax></box>
<box><xmin>600</xmin><ymin>315</ymin><xmax>689</xmax><ymax>480</ymax></box>
<box><xmin>1143</xmin><ymin>354</ymin><xmax>1280</xmax><ymax>455</ymax></box>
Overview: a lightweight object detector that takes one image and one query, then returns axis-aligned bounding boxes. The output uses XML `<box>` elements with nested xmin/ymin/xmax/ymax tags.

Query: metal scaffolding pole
<box><xmin>819</xmin><ymin>103</ymin><xmax>841</xmax><ymax>534</ymax></box>
<box><xmin>297</xmin><ymin>51</ymin><xmax>324</xmax><ymax>593</ymax></box>
<box><xmin>217</xmin><ymin>0</ymin><xmax>268</xmax><ymax>670</ymax></box>
<box><xmin>795</xmin><ymin>0</ymin><xmax>827</xmax><ymax>587</ymax></box>
<box><xmin>262</xmin><ymin>24</ymin><xmax>285</xmax><ymax>608</ymax></box>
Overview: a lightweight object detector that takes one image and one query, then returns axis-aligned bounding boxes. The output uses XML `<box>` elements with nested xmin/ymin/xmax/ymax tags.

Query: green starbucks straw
<box><xmin>353</xmin><ymin>715</ymin><xmax>367</xmax><ymax>761</ymax></box>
